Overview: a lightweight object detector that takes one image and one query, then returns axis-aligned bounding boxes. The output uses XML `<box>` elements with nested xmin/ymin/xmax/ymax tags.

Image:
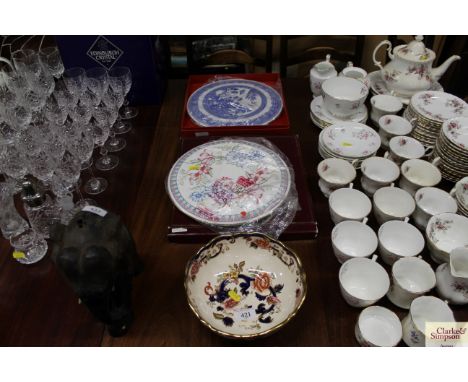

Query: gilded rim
<box><xmin>184</xmin><ymin>232</ymin><xmax>308</xmax><ymax>340</ymax></box>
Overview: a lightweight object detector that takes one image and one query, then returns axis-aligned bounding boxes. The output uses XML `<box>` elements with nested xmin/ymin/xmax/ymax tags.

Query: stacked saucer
<box><xmin>431</xmin><ymin>117</ymin><xmax>468</xmax><ymax>182</ymax></box>
<box><xmin>310</xmin><ymin>96</ymin><xmax>368</xmax><ymax>129</ymax></box>
<box><xmin>319</xmin><ymin>122</ymin><xmax>381</xmax><ymax>166</ymax></box>
<box><xmin>404</xmin><ymin>91</ymin><xmax>468</xmax><ymax>146</ymax></box>
<box><xmin>451</xmin><ymin>177</ymin><xmax>468</xmax><ymax>217</ymax></box>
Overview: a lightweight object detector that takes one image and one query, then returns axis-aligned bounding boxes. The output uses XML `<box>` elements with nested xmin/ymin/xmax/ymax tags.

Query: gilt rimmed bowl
<box><xmin>184</xmin><ymin>233</ymin><xmax>307</xmax><ymax>339</ymax></box>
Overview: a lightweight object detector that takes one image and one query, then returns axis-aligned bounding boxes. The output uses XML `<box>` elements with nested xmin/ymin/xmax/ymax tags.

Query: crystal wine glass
<box><xmin>39</xmin><ymin>46</ymin><xmax>65</xmax><ymax>79</ymax></box>
<box><xmin>108</xmin><ymin>66</ymin><xmax>138</xmax><ymax>120</ymax></box>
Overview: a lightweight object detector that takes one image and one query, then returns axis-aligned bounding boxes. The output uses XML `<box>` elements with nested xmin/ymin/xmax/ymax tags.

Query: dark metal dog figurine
<box><xmin>50</xmin><ymin>208</ymin><xmax>143</xmax><ymax>337</ymax></box>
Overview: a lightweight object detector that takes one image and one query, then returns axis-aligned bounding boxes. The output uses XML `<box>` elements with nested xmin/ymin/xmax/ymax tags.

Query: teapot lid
<box><xmin>396</xmin><ymin>35</ymin><xmax>435</xmax><ymax>62</ymax></box>
<box><xmin>313</xmin><ymin>54</ymin><xmax>336</xmax><ymax>73</ymax></box>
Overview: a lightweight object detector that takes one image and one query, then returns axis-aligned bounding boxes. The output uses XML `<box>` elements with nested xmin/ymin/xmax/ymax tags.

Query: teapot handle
<box><xmin>373</xmin><ymin>40</ymin><xmax>393</xmax><ymax>71</ymax></box>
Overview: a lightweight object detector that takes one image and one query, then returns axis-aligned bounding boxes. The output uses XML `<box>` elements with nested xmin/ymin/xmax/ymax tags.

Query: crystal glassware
<box><xmin>108</xmin><ymin>66</ymin><xmax>138</xmax><ymax>119</ymax></box>
<box><xmin>0</xmin><ymin>181</ymin><xmax>29</xmax><ymax>240</ymax></box>
<box><xmin>39</xmin><ymin>46</ymin><xmax>64</xmax><ymax>79</ymax></box>
<box><xmin>10</xmin><ymin>228</ymin><xmax>48</xmax><ymax>265</ymax></box>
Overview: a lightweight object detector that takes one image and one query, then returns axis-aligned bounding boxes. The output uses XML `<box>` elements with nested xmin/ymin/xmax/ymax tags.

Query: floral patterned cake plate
<box><xmin>368</xmin><ymin>71</ymin><xmax>443</xmax><ymax>105</ymax></box>
<box><xmin>187</xmin><ymin>79</ymin><xmax>283</xmax><ymax>127</ymax></box>
<box><xmin>185</xmin><ymin>233</ymin><xmax>307</xmax><ymax>339</ymax></box>
<box><xmin>410</xmin><ymin>91</ymin><xmax>468</xmax><ymax>123</ymax></box>
<box><xmin>167</xmin><ymin>139</ymin><xmax>291</xmax><ymax>226</ymax></box>
<box><xmin>320</xmin><ymin>122</ymin><xmax>381</xmax><ymax>159</ymax></box>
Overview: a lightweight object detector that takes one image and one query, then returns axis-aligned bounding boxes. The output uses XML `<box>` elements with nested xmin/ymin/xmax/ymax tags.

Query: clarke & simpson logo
<box><xmin>425</xmin><ymin>322</ymin><xmax>468</xmax><ymax>347</ymax></box>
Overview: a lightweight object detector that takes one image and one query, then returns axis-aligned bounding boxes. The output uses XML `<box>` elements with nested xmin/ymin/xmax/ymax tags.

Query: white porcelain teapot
<box><xmin>436</xmin><ymin>246</ymin><xmax>468</xmax><ymax>305</ymax></box>
<box><xmin>373</xmin><ymin>35</ymin><xmax>460</xmax><ymax>97</ymax></box>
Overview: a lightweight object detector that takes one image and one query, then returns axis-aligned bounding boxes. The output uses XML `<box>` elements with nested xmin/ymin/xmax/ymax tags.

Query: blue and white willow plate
<box><xmin>187</xmin><ymin>79</ymin><xmax>283</xmax><ymax>127</ymax></box>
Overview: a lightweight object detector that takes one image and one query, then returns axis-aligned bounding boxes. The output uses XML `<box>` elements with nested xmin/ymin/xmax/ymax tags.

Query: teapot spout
<box><xmin>432</xmin><ymin>55</ymin><xmax>461</xmax><ymax>81</ymax></box>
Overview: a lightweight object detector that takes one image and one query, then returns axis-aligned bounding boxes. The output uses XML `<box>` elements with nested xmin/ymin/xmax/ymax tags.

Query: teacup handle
<box><xmin>403</xmin><ymin>217</ymin><xmax>410</xmax><ymax>223</ymax></box>
<box><xmin>389</xmin><ymin>182</ymin><xmax>395</xmax><ymax>187</ymax></box>
<box><xmin>424</xmin><ymin>145</ymin><xmax>434</xmax><ymax>158</ymax></box>
<box><xmin>431</xmin><ymin>157</ymin><xmax>441</xmax><ymax>167</ymax></box>
<box><xmin>371</xmin><ymin>254</ymin><xmax>378</xmax><ymax>262</ymax></box>
<box><xmin>361</xmin><ymin>217</ymin><xmax>368</xmax><ymax>225</ymax></box>
<box><xmin>449</xmin><ymin>187</ymin><xmax>457</xmax><ymax>197</ymax></box>
<box><xmin>409</xmin><ymin>117</ymin><xmax>418</xmax><ymax>130</ymax></box>
<box><xmin>384</xmin><ymin>151</ymin><xmax>390</xmax><ymax>159</ymax></box>
<box><xmin>351</xmin><ymin>159</ymin><xmax>361</xmax><ymax>170</ymax></box>
<box><xmin>348</xmin><ymin>182</ymin><xmax>354</xmax><ymax>189</ymax></box>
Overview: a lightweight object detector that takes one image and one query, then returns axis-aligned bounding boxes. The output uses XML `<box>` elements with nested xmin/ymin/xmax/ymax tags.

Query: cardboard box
<box><xmin>167</xmin><ymin>135</ymin><xmax>318</xmax><ymax>243</ymax></box>
<box><xmin>181</xmin><ymin>73</ymin><xmax>291</xmax><ymax>137</ymax></box>
<box><xmin>54</xmin><ymin>35</ymin><xmax>167</xmax><ymax>105</ymax></box>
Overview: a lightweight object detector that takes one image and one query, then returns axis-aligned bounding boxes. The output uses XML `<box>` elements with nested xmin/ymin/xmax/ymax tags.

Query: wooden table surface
<box><xmin>1</xmin><ymin>78</ymin><xmax>467</xmax><ymax>346</ymax></box>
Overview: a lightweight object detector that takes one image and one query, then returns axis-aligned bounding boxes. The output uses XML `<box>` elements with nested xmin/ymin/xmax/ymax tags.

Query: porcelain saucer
<box><xmin>310</xmin><ymin>96</ymin><xmax>367</xmax><ymax>129</ymax></box>
<box><xmin>368</xmin><ymin>71</ymin><xmax>444</xmax><ymax>106</ymax></box>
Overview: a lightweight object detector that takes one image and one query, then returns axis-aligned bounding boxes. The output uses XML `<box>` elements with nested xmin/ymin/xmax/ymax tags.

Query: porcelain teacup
<box><xmin>402</xmin><ymin>296</ymin><xmax>455</xmax><ymax>347</ymax></box>
<box><xmin>426</xmin><ymin>213</ymin><xmax>468</xmax><ymax>264</ymax></box>
<box><xmin>378</xmin><ymin>115</ymin><xmax>414</xmax><ymax>148</ymax></box>
<box><xmin>340</xmin><ymin>64</ymin><xmax>370</xmax><ymax>88</ymax></box>
<box><xmin>378</xmin><ymin>217</ymin><xmax>425</xmax><ymax>265</ymax></box>
<box><xmin>387</xmin><ymin>257</ymin><xmax>436</xmax><ymax>309</ymax></box>
<box><xmin>339</xmin><ymin>255</ymin><xmax>390</xmax><ymax>308</ymax></box>
<box><xmin>328</xmin><ymin>184</ymin><xmax>372</xmax><ymax>225</ymax></box>
<box><xmin>370</xmin><ymin>95</ymin><xmax>403</xmax><ymax>125</ymax></box>
<box><xmin>317</xmin><ymin>158</ymin><xmax>356</xmax><ymax>198</ymax></box>
<box><xmin>355</xmin><ymin>306</ymin><xmax>402</xmax><ymax>347</ymax></box>
<box><xmin>331</xmin><ymin>218</ymin><xmax>378</xmax><ymax>264</ymax></box>
<box><xmin>385</xmin><ymin>136</ymin><xmax>432</xmax><ymax>164</ymax></box>
<box><xmin>436</xmin><ymin>246</ymin><xmax>468</xmax><ymax>305</ymax></box>
<box><xmin>413</xmin><ymin>187</ymin><xmax>458</xmax><ymax>230</ymax></box>
<box><xmin>373</xmin><ymin>185</ymin><xmax>415</xmax><ymax>225</ymax></box>
<box><xmin>322</xmin><ymin>77</ymin><xmax>368</xmax><ymax>119</ymax></box>
<box><xmin>360</xmin><ymin>156</ymin><xmax>400</xmax><ymax>196</ymax></box>
<box><xmin>399</xmin><ymin>158</ymin><xmax>442</xmax><ymax>196</ymax></box>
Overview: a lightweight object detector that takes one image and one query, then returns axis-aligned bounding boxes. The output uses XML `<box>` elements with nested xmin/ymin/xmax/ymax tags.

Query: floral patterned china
<box><xmin>309</xmin><ymin>96</ymin><xmax>368</xmax><ymax>129</ymax></box>
<box><xmin>372</xmin><ymin>36</ymin><xmax>459</xmax><ymax>98</ymax></box>
<box><xmin>413</xmin><ymin>187</ymin><xmax>458</xmax><ymax>230</ymax></box>
<box><xmin>385</xmin><ymin>136</ymin><xmax>429</xmax><ymax>164</ymax></box>
<box><xmin>368</xmin><ymin>70</ymin><xmax>443</xmax><ymax>105</ymax></box>
<box><xmin>426</xmin><ymin>212</ymin><xmax>468</xmax><ymax>264</ymax></box>
<box><xmin>402</xmin><ymin>296</ymin><xmax>455</xmax><ymax>347</ymax></box>
<box><xmin>187</xmin><ymin>79</ymin><xmax>283</xmax><ymax>127</ymax></box>
<box><xmin>450</xmin><ymin>177</ymin><xmax>468</xmax><ymax>215</ymax></box>
<box><xmin>370</xmin><ymin>94</ymin><xmax>403</xmax><ymax>124</ymax></box>
<box><xmin>411</xmin><ymin>91</ymin><xmax>468</xmax><ymax>123</ymax></box>
<box><xmin>167</xmin><ymin>139</ymin><xmax>291</xmax><ymax>226</ymax></box>
<box><xmin>436</xmin><ymin>246</ymin><xmax>468</xmax><ymax>305</ymax></box>
<box><xmin>355</xmin><ymin>306</ymin><xmax>402</xmax><ymax>347</ymax></box>
<box><xmin>320</xmin><ymin>122</ymin><xmax>381</xmax><ymax>159</ymax></box>
<box><xmin>322</xmin><ymin>77</ymin><xmax>369</xmax><ymax>119</ymax></box>
<box><xmin>184</xmin><ymin>233</ymin><xmax>307</xmax><ymax>339</ymax></box>
<box><xmin>339</xmin><ymin>256</ymin><xmax>390</xmax><ymax>308</ymax></box>
<box><xmin>387</xmin><ymin>257</ymin><xmax>435</xmax><ymax>309</ymax></box>
<box><xmin>373</xmin><ymin>185</ymin><xmax>415</xmax><ymax>225</ymax></box>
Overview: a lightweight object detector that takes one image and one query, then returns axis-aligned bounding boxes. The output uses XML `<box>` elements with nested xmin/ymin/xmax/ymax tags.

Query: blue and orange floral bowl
<box><xmin>184</xmin><ymin>233</ymin><xmax>307</xmax><ymax>339</ymax></box>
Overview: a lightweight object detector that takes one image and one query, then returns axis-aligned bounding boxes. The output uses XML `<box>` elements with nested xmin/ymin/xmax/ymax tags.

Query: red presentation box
<box><xmin>180</xmin><ymin>73</ymin><xmax>291</xmax><ymax>137</ymax></box>
<box><xmin>167</xmin><ymin>135</ymin><xmax>318</xmax><ymax>243</ymax></box>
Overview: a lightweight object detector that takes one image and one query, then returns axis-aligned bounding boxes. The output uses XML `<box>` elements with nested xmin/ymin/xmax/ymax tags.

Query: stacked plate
<box><xmin>187</xmin><ymin>79</ymin><xmax>283</xmax><ymax>127</ymax></box>
<box><xmin>318</xmin><ymin>122</ymin><xmax>381</xmax><ymax>166</ymax></box>
<box><xmin>310</xmin><ymin>96</ymin><xmax>367</xmax><ymax>129</ymax></box>
<box><xmin>430</xmin><ymin>117</ymin><xmax>468</xmax><ymax>182</ymax></box>
<box><xmin>451</xmin><ymin>177</ymin><xmax>468</xmax><ymax>217</ymax></box>
<box><xmin>167</xmin><ymin>139</ymin><xmax>291</xmax><ymax>227</ymax></box>
<box><xmin>404</xmin><ymin>91</ymin><xmax>468</xmax><ymax>146</ymax></box>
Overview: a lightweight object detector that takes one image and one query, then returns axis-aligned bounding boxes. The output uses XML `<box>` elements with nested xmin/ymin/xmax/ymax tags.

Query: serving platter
<box><xmin>187</xmin><ymin>79</ymin><xmax>283</xmax><ymax>127</ymax></box>
<box><xmin>167</xmin><ymin>139</ymin><xmax>291</xmax><ymax>226</ymax></box>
